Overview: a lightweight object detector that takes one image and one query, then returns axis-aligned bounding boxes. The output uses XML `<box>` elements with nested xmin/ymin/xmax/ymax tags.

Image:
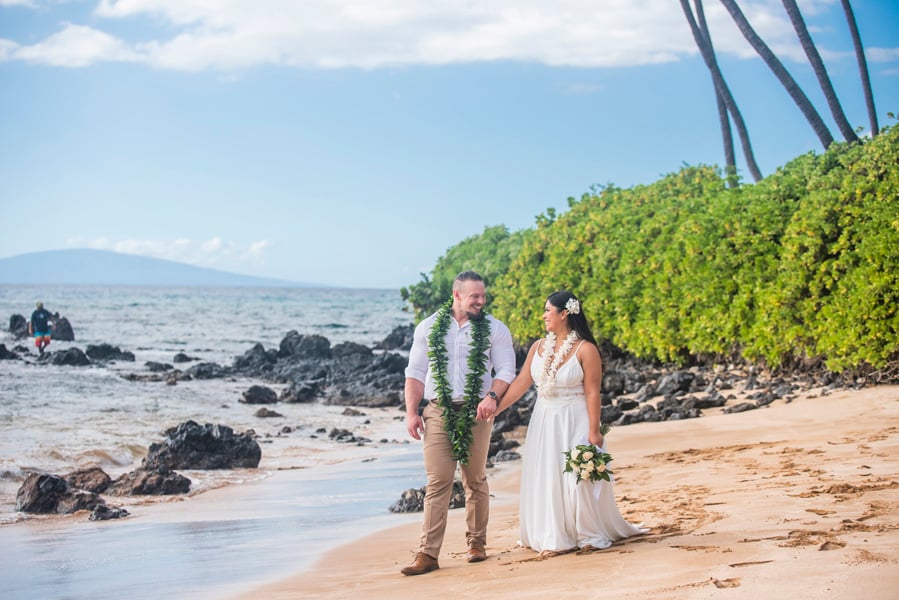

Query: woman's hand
<box><xmin>476</xmin><ymin>396</ymin><xmax>497</xmax><ymax>421</ymax></box>
<box><xmin>588</xmin><ymin>432</ymin><xmax>604</xmax><ymax>448</ymax></box>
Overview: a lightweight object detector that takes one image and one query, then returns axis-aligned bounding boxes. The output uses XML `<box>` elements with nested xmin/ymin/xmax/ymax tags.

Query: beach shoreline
<box><xmin>234</xmin><ymin>385</ymin><xmax>899</xmax><ymax>599</ymax></box>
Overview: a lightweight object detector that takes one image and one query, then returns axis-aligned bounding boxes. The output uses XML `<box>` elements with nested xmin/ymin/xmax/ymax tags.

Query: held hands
<box><xmin>476</xmin><ymin>396</ymin><xmax>497</xmax><ymax>422</ymax></box>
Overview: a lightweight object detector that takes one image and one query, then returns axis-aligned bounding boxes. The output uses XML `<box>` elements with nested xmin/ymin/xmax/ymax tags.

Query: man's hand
<box><xmin>476</xmin><ymin>396</ymin><xmax>497</xmax><ymax>422</ymax></box>
<box><xmin>407</xmin><ymin>414</ymin><xmax>425</xmax><ymax>440</ymax></box>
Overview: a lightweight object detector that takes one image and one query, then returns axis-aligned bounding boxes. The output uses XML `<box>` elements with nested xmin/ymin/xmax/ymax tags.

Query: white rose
<box><xmin>582</xmin><ymin>451</ymin><xmax>594</xmax><ymax>461</ymax></box>
<box><xmin>571</xmin><ymin>450</ymin><xmax>581</xmax><ymax>461</ymax></box>
<box><xmin>584</xmin><ymin>462</ymin><xmax>595</xmax><ymax>473</ymax></box>
<box><xmin>596</xmin><ymin>462</ymin><xmax>606</xmax><ymax>473</ymax></box>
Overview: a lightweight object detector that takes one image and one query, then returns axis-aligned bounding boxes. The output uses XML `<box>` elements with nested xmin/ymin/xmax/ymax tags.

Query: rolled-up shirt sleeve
<box><xmin>404</xmin><ymin>318</ymin><xmax>431</xmax><ymax>383</ymax></box>
<box><xmin>489</xmin><ymin>319</ymin><xmax>516</xmax><ymax>384</ymax></box>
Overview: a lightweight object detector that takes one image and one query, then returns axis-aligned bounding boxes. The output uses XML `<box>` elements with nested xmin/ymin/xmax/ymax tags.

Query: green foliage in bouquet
<box><xmin>563</xmin><ymin>423</ymin><xmax>614</xmax><ymax>484</ymax></box>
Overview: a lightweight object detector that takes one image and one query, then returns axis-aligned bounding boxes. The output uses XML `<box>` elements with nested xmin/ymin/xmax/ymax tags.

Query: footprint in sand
<box><xmin>710</xmin><ymin>577</ymin><xmax>741</xmax><ymax>588</ymax></box>
<box><xmin>819</xmin><ymin>540</ymin><xmax>846</xmax><ymax>551</ymax></box>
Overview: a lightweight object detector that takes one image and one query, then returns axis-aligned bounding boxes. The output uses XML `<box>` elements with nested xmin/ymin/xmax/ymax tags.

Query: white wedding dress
<box><xmin>519</xmin><ymin>344</ymin><xmax>646</xmax><ymax>552</ymax></box>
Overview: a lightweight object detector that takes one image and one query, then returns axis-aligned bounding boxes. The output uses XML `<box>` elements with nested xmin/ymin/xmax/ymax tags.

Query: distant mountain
<box><xmin>0</xmin><ymin>249</ymin><xmax>314</xmax><ymax>287</ymax></box>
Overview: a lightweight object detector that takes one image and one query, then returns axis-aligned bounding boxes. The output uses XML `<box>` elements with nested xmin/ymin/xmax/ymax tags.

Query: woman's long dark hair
<box><xmin>547</xmin><ymin>290</ymin><xmax>598</xmax><ymax>347</ymax></box>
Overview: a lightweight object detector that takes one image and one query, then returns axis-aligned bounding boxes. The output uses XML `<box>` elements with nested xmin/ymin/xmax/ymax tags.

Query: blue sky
<box><xmin>1</xmin><ymin>0</ymin><xmax>897</xmax><ymax>288</ymax></box>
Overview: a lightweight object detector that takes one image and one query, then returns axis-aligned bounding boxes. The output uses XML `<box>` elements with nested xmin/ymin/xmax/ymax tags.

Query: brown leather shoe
<box><xmin>401</xmin><ymin>552</ymin><xmax>439</xmax><ymax>576</ymax></box>
<box><xmin>466</xmin><ymin>544</ymin><xmax>487</xmax><ymax>563</ymax></box>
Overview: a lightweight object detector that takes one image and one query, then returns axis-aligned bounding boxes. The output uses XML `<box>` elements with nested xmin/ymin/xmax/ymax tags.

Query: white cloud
<box><xmin>0</xmin><ymin>39</ymin><xmax>19</xmax><ymax>61</ymax></box>
<box><xmin>200</xmin><ymin>237</ymin><xmax>223</xmax><ymax>253</ymax></box>
<box><xmin>5</xmin><ymin>0</ymin><xmax>829</xmax><ymax>71</ymax></box>
<box><xmin>66</xmin><ymin>237</ymin><xmax>271</xmax><ymax>269</ymax></box>
<box><xmin>13</xmin><ymin>23</ymin><xmax>141</xmax><ymax>67</ymax></box>
<box><xmin>247</xmin><ymin>240</ymin><xmax>270</xmax><ymax>258</ymax></box>
<box><xmin>868</xmin><ymin>47</ymin><xmax>899</xmax><ymax>63</ymax></box>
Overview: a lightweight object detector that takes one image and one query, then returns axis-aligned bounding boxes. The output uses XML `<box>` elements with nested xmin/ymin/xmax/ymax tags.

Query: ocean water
<box><xmin>0</xmin><ymin>284</ymin><xmax>430</xmax><ymax>598</ymax></box>
<box><xmin>0</xmin><ymin>284</ymin><xmax>415</xmax><ymax>509</ymax></box>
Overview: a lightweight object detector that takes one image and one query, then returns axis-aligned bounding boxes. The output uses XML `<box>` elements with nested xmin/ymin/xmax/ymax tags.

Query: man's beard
<box><xmin>466</xmin><ymin>308</ymin><xmax>485</xmax><ymax>320</ymax></box>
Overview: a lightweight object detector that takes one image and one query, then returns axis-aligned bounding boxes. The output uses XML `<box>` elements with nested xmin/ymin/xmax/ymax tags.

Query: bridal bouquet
<box><xmin>562</xmin><ymin>424</ymin><xmax>613</xmax><ymax>484</ymax></box>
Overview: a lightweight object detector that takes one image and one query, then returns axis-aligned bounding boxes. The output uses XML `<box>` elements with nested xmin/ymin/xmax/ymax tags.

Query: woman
<box><xmin>491</xmin><ymin>291</ymin><xmax>645</xmax><ymax>555</ymax></box>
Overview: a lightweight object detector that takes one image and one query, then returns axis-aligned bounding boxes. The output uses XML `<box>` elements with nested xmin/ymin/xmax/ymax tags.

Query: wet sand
<box><xmin>235</xmin><ymin>385</ymin><xmax>899</xmax><ymax>599</ymax></box>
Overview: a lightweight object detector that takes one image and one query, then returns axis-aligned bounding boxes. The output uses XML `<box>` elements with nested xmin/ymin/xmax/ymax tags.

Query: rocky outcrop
<box><xmin>86</xmin><ymin>343</ymin><xmax>136</xmax><ymax>362</ymax></box>
<box><xmin>229</xmin><ymin>330</ymin><xmax>410</xmax><ymax>408</ymax></box>
<box><xmin>488</xmin><ymin>429</ymin><xmax>520</xmax><ymax>462</ymax></box>
<box><xmin>141</xmin><ymin>420</ymin><xmax>262</xmax><ymax>470</ymax></box>
<box><xmin>185</xmin><ymin>362</ymin><xmax>230</xmax><ymax>379</ymax></box>
<box><xmin>390</xmin><ymin>480</ymin><xmax>465</xmax><ymax>513</ymax></box>
<box><xmin>89</xmin><ymin>505</ymin><xmax>131</xmax><ymax>521</ymax></box>
<box><xmin>50</xmin><ymin>347</ymin><xmax>91</xmax><ymax>366</ymax></box>
<box><xmin>15</xmin><ymin>473</ymin><xmax>68</xmax><ymax>513</ymax></box>
<box><xmin>106</xmin><ymin>468</ymin><xmax>192</xmax><ymax>496</ymax></box>
<box><xmin>52</xmin><ymin>316</ymin><xmax>75</xmax><ymax>341</ymax></box>
<box><xmin>0</xmin><ymin>344</ymin><xmax>19</xmax><ymax>360</ymax></box>
<box><xmin>7</xmin><ymin>312</ymin><xmax>75</xmax><ymax>340</ymax></box>
<box><xmin>16</xmin><ymin>472</ymin><xmax>107</xmax><ymax>515</ymax></box>
<box><xmin>279</xmin><ymin>331</ymin><xmax>331</xmax><ymax>359</ymax></box>
<box><xmin>241</xmin><ymin>385</ymin><xmax>278</xmax><ymax>404</ymax></box>
<box><xmin>373</xmin><ymin>324</ymin><xmax>414</xmax><ymax>351</ymax></box>
<box><xmin>9</xmin><ymin>314</ymin><xmax>27</xmax><ymax>338</ymax></box>
<box><xmin>254</xmin><ymin>407</ymin><xmax>283</xmax><ymax>418</ymax></box>
<box><xmin>279</xmin><ymin>380</ymin><xmax>320</xmax><ymax>403</ymax></box>
<box><xmin>173</xmin><ymin>352</ymin><xmax>198</xmax><ymax>363</ymax></box>
<box><xmin>146</xmin><ymin>361</ymin><xmax>173</xmax><ymax>372</ymax></box>
<box><xmin>488</xmin><ymin>355</ymin><xmax>849</xmax><ymax>451</ymax></box>
<box><xmin>65</xmin><ymin>466</ymin><xmax>112</xmax><ymax>494</ymax></box>
<box><xmin>14</xmin><ymin>418</ymin><xmax>267</xmax><ymax>519</ymax></box>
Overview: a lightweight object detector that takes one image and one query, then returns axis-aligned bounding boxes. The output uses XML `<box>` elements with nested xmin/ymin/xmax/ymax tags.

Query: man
<box><xmin>401</xmin><ymin>271</ymin><xmax>516</xmax><ymax>576</ymax></box>
<box><xmin>29</xmin><ymin>301</ymin><xmax>53</xmax><ymax>355</ymax></box>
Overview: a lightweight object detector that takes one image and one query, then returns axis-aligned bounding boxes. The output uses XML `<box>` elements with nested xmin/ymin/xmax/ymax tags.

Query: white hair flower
<box><xmin>565</xmin><ymin>297</ymin><xmax>581</xmax><ymax>315</ymax></box>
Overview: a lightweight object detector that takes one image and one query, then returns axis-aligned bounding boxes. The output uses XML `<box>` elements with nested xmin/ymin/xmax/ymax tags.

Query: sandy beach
<box><xmin>236</xmin><ymin>384</ymin><xmax>899</xmax><ymax>599</ymax></box>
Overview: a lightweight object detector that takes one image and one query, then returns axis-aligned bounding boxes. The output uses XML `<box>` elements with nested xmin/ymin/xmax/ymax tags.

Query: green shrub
<box><xmin>400</xmin><ymin>225</ymin><xmax>528</xmax><ymax>321</ymax></box>
<box><xmin>405</xmin><ymin>125</ymin><xmax>899</xmax><ymax>372</ymax></box>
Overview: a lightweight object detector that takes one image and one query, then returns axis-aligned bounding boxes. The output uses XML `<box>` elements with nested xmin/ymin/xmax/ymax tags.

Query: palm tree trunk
<box><xmin>782</xmin><ymin>0</ymin><xmax>858</xmax><ymax>142</ymax></box>
<box><xmin>840</xmin><ymin>0</ymin><xmax>879</xmax><ymax>136</ymax></box>
<box><xmin>679</xmin><ymin>0</ymin><xmax>763</xmax><ymax>182</ymax></box>
<box><xmin>695</xmin><ymin>0</ymin><xmax>738</xmax><ymax>187</ymax></box>
<box><xmin>718</xmin><ymin>0</ymin><xmax>834</xmax><ymax>149</ymax></box>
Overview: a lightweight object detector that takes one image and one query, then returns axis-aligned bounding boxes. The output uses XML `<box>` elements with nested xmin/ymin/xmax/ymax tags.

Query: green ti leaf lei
<box><xmin>427</xmin><ymin>298</ymin><xmax>492</xmax><ymax>465</ymax></box>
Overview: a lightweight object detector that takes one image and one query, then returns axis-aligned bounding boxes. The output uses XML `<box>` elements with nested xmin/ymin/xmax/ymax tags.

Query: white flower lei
<box><xmin>537</xmin><ymin>329</ymin><xmax>579</xmax><ymax>396</ymax></box>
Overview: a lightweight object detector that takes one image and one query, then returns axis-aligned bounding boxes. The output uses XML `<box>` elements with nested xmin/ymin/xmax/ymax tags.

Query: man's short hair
<box><xmin>453</xmin><ymin>271</ymin><xmax>484</xmax><ymax>291</ymax></box>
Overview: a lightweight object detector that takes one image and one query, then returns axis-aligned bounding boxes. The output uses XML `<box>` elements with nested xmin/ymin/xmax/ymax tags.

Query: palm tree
<box><xmin>695</xmin><ymin>0</ymin><xmax>738</xmax><ymax>187</ymax></box>
<box><xmin>679</xmin><ymin>0</ymin><xmax>763</xmax><ymax>182</ymax></box>
<box><xmin>840</xmin><ymin>0</ymin><xmax>879</xmax><ymax>136</ymax></box>
<box><xmin>718</xmin><ymin>0</ymin><xmax>834</xmax><ymax>149</ymax></box>
<box><xmin>782</xmin><ymin>0</ymin><xmax>858</xmax><ymax>142</ymax></box>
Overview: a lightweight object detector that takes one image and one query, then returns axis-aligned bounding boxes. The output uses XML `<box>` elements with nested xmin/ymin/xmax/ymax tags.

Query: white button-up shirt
<box><xmin>405</xmin><ymin>312</ymin><xmax>516</xmax><ymax>401</ymax></box>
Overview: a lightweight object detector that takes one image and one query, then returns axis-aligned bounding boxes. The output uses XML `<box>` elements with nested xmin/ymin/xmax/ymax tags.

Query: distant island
<box><xmin>0</xmin><ymin>249</ymin><xmax>315</xmax><ymax>287</ymax></box>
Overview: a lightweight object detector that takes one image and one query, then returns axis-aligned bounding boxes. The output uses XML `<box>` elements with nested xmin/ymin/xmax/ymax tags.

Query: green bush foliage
<box><xmin>406</xmin><ymin>125</ymin><xmax>899</xmax><ymax>372</ymax></box>
<box><xmin>400</xmin><ymin>225</ymin><xmax>529</xmax><ymax>321</ymax></box>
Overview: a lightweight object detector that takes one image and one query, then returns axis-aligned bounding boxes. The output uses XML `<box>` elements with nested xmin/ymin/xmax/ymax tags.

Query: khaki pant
<box><xmin>419</xmin><ymin>401</ymin><xmax>493</xmax><ymax>558</ymax></box>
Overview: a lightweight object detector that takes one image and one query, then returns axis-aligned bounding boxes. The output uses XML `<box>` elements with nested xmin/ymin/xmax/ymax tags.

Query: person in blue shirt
<box><xmin>29</xmin><ymin>301</ymin><xmax>53</xmax><ymax>355</ymax></box>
